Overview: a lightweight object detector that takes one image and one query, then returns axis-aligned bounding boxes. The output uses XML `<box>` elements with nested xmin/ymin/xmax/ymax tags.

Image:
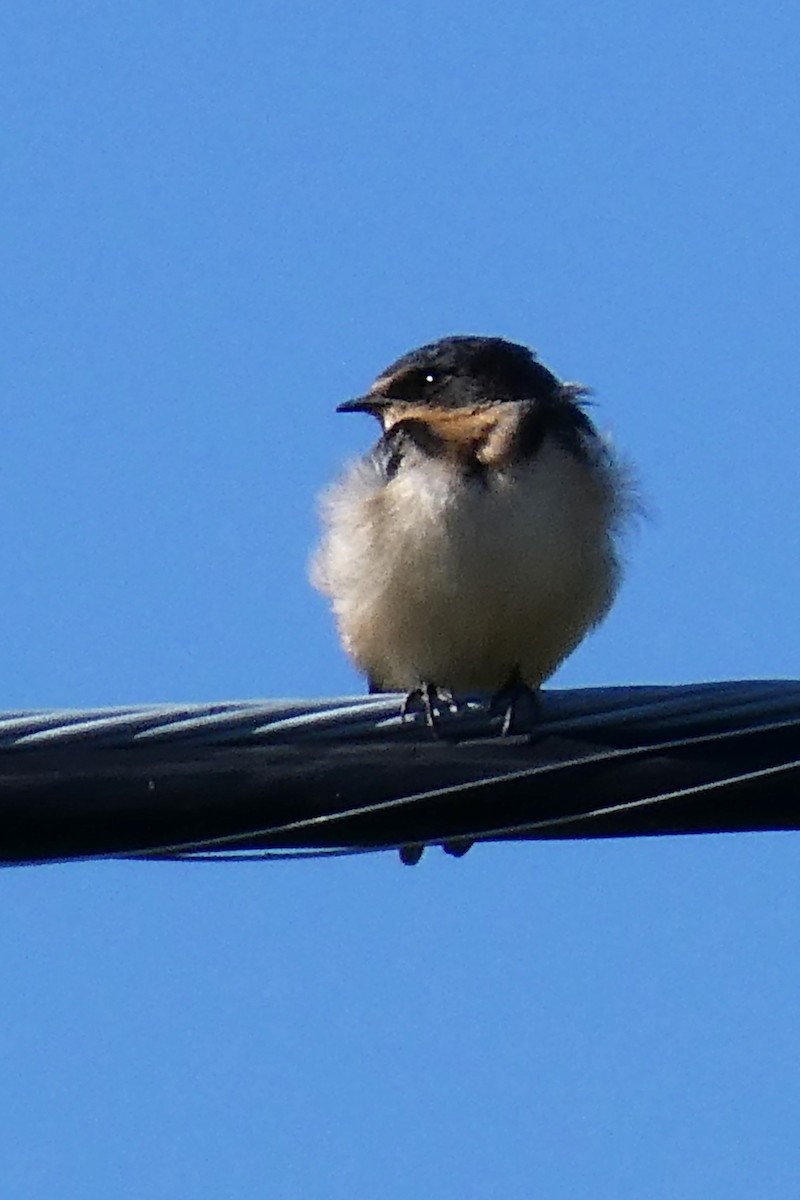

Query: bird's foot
<box><xmin>399</xmin><ymin>682</ymin><xmax>459</xmax><ymax>862</ymax></box>
<box><xmin>402</xmin><ymin>682</ymin><xmax>458</xmax><ymax>729</ymax></box>
<box><xmin>442</xmin><ymin>837</ymin><xmax>474</xmax><ymax>858</ymax></box>
<box><xmin>489</xmin><ymin>673</ymin><xmax>540</xmax><ymax>736</ymax></box>
<box><xmin>398</xmin><ymin>838</ymin><xmax>473</xmax><ymax>865</ymax></box>
<box><xmin>398</xmin><ymin>843</ymin><xmax>425</xmax><ymax>866</ymax></box>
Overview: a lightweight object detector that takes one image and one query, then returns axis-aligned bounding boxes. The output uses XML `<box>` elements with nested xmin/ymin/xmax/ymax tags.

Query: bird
<box><xmin>311</xmin><ymin>335</ymin><xmax>633</xmax><ymax>860</ymax></box>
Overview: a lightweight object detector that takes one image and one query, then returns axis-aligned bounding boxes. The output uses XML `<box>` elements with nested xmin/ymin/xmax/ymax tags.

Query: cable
<box><xmin>0</xmin><ymin>680</ymin><xmax>798</xmax><ymax>865</ymax></box>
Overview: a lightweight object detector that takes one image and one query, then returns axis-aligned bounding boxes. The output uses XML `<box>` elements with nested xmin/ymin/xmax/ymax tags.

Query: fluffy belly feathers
<box><xmin>313</xmin><ymin>437</ymin><xmax>620</xmax><ymax>692</ymax></box>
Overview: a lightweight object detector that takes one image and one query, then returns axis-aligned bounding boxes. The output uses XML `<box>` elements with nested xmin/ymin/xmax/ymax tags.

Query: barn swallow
<box><xmin>312</xmin><ymin>335</ymin><xmax>633</xmax><ymax>861</ymax></box>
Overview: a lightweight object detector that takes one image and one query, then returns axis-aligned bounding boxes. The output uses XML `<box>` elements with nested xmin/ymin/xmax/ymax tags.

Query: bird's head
<box><xmin>337</xmin><ymin>335</ymin><xmax>568</xmax><ymax>427</ymax></box>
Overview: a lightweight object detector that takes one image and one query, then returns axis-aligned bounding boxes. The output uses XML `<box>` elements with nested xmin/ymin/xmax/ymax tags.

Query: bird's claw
<box><xmin>398</xmin><ymin>838</ymin><xmax>474</xmax><ymax>865</ymax></box>
<box><xmin>402</xmin><ymin>683</ymin><xmax>458</xmax><ymax>728</ymax></box>
<box><xmin>398</xmin><ymin>843</ymin><xmax>425</xmax><ymax>865</ymax></box>
<box><xmin>442</xmin><ymin>837</ymin><xmax>474</xmax><ymax>858</ymax></box>
<box><xmin>489</xmin><ymin>675</ymin><xmax>540</xmax><ymax>735</ymax></box>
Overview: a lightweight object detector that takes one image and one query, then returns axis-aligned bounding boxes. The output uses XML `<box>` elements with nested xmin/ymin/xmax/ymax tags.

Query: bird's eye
<box><xmin>407</xmin><ymin>368</ymin><xmax>437</xmax><ymax>389</ymax></box>
<box><xmin>385</xmin><ymin>368</ymin><xmax>439</xmax><ymax>399</ymax></box>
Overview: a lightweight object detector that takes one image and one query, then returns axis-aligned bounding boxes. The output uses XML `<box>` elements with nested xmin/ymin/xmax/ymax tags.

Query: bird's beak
<box><xmin>336</xmin><ymin>393</ymin><xmax>388</xmax><ymax>415</ymax></box>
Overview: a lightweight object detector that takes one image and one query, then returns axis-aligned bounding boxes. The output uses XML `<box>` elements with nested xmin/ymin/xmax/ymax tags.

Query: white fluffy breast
<box><xmin>312</xmin><ymin>435</ymin><xmax>626</xmax><ymax>691</ymax></box>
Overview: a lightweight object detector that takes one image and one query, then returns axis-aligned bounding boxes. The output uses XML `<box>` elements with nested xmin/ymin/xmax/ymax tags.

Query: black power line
<box><xmin>0</xmin><ymin>680</ymin><xmax>798</xmax><ymax>866</ymax></box>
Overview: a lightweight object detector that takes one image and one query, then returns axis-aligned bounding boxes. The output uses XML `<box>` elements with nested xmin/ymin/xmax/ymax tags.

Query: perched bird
<box><xmin>312</xmin><ymin>335</ymin><xmax>633</xmax><ymax>725</ymax></box>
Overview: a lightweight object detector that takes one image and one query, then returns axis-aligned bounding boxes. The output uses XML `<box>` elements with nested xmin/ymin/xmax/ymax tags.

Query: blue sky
<box><xmin>2</xmin><ymin>2</ymin><xmax>799</xmax><ymax>1196</ymax></box>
